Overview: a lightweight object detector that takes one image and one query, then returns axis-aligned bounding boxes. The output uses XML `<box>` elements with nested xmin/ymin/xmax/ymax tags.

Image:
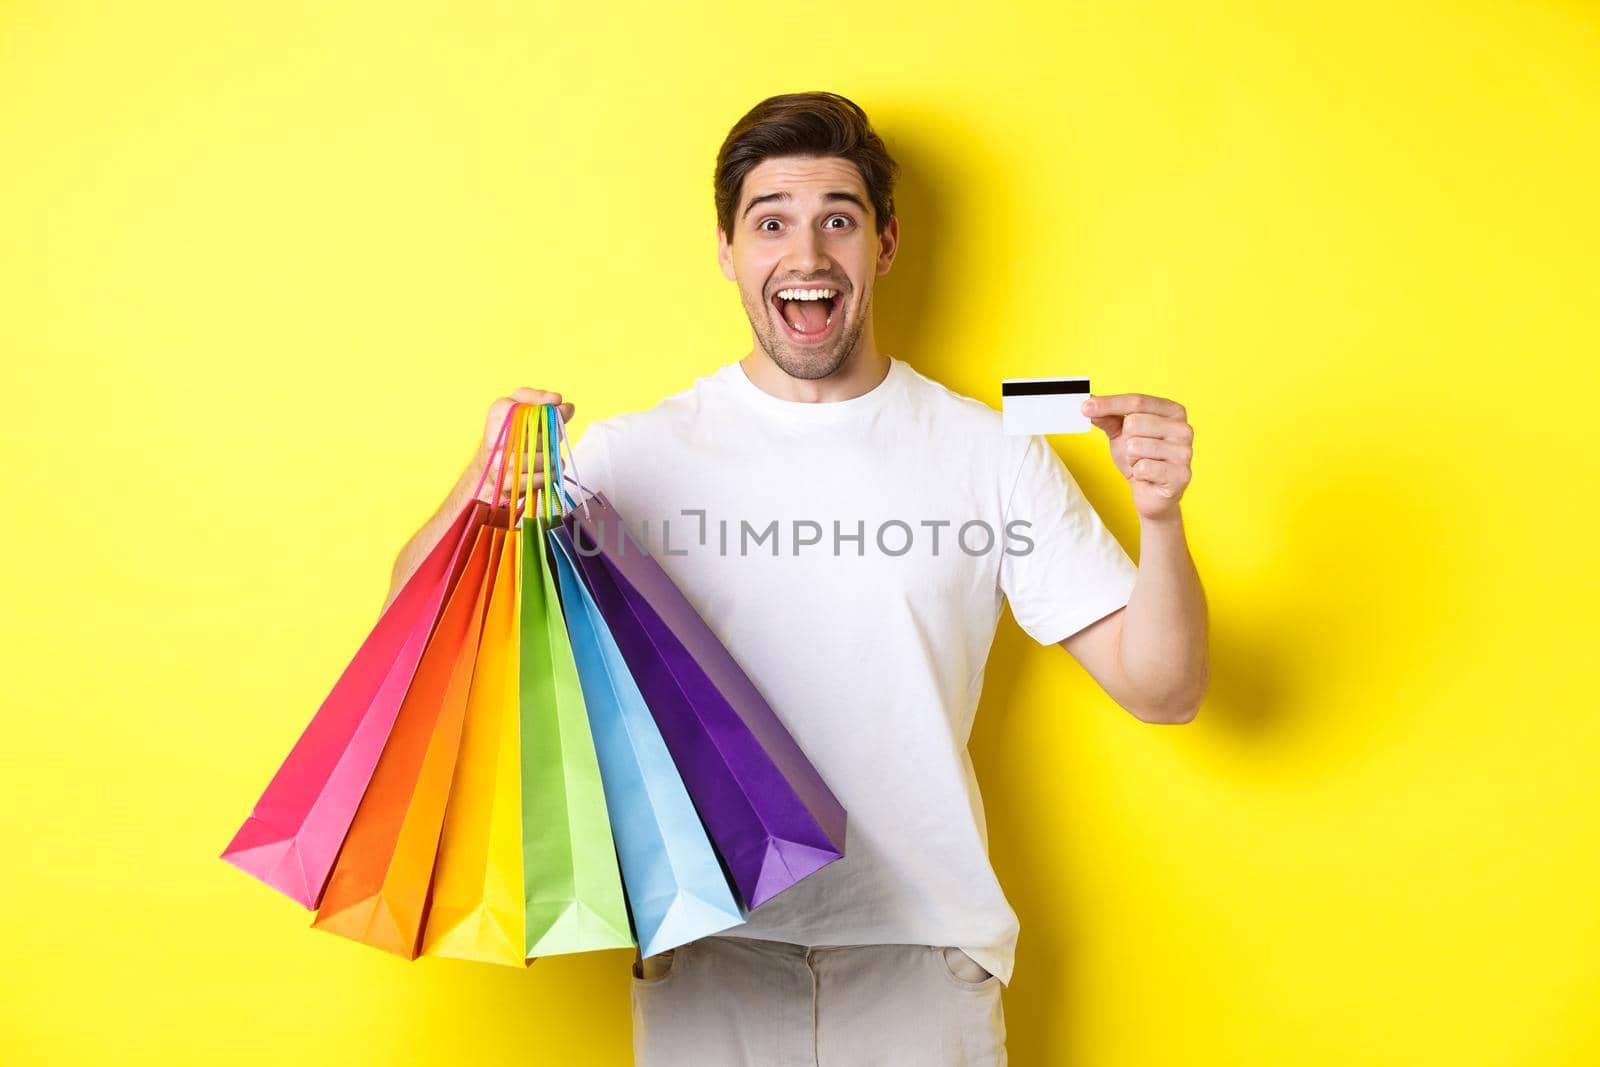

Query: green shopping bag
<box><xmin>517</xmin><ymin>403</ymin><xmax>634</xmax><ymax>957</ymax></box>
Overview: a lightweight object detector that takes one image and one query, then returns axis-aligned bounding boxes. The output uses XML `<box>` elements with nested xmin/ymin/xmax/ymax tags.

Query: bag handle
<box><xmin>529</xmin><ymin>401</ymin><xmax>569</xmax><ymax>527</ymax></box>
<box><xmin>500</xmin><ymin>401</ymin><xmax>531</xmax><ymax>528</ymax></box>
<box><xmin>549</xmin><ymin>402</ymin><xmax>593</xmax><ymax>515</ymax></box>
<box><xmin>537</xmin><ymin>402</ymin><xmax>556</xmax><ymax>525</ymax></box>
<box><xmin>479</xmin><ymin>400</ymin><xmax>543</xmax><ymax>526</ymax></box>
<box><xmin>534</xmin><ymin>401</ymin><xmax>586</xmax><ymax>522</ymax></box>
<box><xmin>477</xmin><ymin>400</ymin><xmax>579</xmax><ymax>526</ymax></box>
<box><xmin>474</xmin><ymin>402</ymin><xmax>518</xmax><ymax>505</ymax></box>
<box><xmin>542</xmin><ymin>404</ymin><xmax>570</xmax><ymax>517</ymax></box>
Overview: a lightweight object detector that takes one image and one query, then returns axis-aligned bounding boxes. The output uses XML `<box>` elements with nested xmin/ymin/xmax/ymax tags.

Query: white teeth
<box><xmin>775</xmin><ymin>288</ymin><xmax>838</xmax><ymax>301</ymax></box>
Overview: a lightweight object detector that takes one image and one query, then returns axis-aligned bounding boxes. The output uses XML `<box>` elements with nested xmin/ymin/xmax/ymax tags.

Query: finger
<box><xmin>484</xmin><ymin>446</ymin><xmax>547</xmax><ymax>471</ymax></box>
<box><xmin>1082</xmin><ymin>393</ymin><xmax>1186</xmax><ymax>422</ymax></box>
<box><xmin>495</xmin><ymin>402</ymin><xmax>575</xmax><ymax>442</ymax></box>
<box><xmin>486</xmin><ymin>469</ymin><xmax>549</xmax><ymax>503</ymax></box>
<box><xmin>485</xmin><ymin>394</ymin><xmax>571</xmax><ymax>449</ymax></box>
<box><xmin>507</xmin><ymin>468</ymin><xmax>548</xmax><ymax>490</ymax></box>
<box><xmin>1124</xmin><ymin>436</ymin><xmax>1192</xmax><ymax>464</ymax></box>
<box><xmin>509</xmin><ymin>388</ymin><xmax>563</xmax><ymax>405</ymax></box>
<box><xmin>1088</xmin><ymin>414</ymin><xmax>1123</xmax><ymax>436</ymax></box>
<box><xmin>1129</xmin><ymin>458</ymin><xmax>1191</xmax><ymax>487</ymax></box>
<box><xmin>1121</xmin><ymin>412</ymin><xmax>1192</xmax><ymax>442</ymax></box>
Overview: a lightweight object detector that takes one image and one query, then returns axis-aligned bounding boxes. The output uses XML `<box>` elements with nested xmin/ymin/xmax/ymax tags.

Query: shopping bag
<box><xmin>419</xmin><ymin>405</ymin><xmax>534</xmax><ymax>967</ymax></box>
<box><xmin>309</xmin><ymin>521</ymin><xmax>496</xmax><ymax>957</ymax></box>
<box><xmin>555</xmin><ymin>416</ymin><xmax>847</xmax><ymax>910</ymax></box>
<box><xmin>220</xmin><ymin>413</ymin><xmax>512</xmax><ymax>909</ymax></box>
<box><xmin>518</xmin><ymin>404</ymin><xmax>634</xmax><ymax>957</ymax></box>
<box><xmin>544</xmin><ymin>413</ymin><xmax>744</xmax><ymax>957</ymax></box>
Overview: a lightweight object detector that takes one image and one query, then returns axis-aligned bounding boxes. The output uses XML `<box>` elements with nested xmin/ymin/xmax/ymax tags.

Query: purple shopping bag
<box><xmin>561</xmin><ymin>490</ymin><xmax>847</xmax><ymax>910</ymax></box>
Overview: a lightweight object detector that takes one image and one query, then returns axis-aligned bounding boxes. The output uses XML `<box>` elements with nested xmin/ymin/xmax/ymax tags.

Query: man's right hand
<box><xmin>386</xmin><ymin>388</ymin><xmax>577</xmax><ymax>611</ymax></box>
<box><xmin>477</xmin><ymin>388</ymin><xmax>576</xmax><ymax>507</ymax></box>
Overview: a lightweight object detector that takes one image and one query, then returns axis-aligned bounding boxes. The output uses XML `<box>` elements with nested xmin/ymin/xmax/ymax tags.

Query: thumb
<box><xmin>1088</xmin><ymin>414</ymin><xmax>1123</xmax><ymax>437</ymax></box>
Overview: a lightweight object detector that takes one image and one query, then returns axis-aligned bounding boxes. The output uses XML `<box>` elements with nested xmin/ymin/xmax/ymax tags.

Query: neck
<box><xmin>740</xmin><ymin>335</ymin><xmax>890</xmax><ymax>404</ymax></box>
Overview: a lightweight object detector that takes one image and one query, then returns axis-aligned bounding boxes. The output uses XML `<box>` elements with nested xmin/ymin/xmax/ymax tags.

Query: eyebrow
<box><xmin>740</xmin><ymin>190</ymin><xmax>869</xmax><ymax>221</ymax></box>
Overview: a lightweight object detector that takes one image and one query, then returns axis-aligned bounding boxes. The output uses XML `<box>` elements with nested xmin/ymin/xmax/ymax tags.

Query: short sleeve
<box><xmin>997</xmin><ymin>434</ymin><xmax>1139</xmax><ymax>645</ymax></box>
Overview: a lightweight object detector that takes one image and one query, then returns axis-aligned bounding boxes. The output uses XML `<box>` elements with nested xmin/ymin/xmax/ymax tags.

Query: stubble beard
<box><xmin>749</xmin><ymin>285</ymin><xmax>871</xmax><ymax>382</ymax></box>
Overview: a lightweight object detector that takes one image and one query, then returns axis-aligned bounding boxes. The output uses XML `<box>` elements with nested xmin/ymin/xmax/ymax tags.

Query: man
<box><xmin>388</xmin><ymin>91</ymin><xmax>1207</xmax><ymax>1065</ymax></box>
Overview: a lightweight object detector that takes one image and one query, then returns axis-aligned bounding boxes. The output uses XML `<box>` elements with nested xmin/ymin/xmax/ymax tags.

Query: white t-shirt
<box><xmin>565</xmin><ymin>354</ymin><xmax>1138</xmax><ymax>986</ymax></box>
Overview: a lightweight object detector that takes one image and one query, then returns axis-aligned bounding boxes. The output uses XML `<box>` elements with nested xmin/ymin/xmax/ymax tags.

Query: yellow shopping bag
<box><xmin>418</xmin><ymin>405</ymin><xmax>533</xmax><ymax>967</ymax></box>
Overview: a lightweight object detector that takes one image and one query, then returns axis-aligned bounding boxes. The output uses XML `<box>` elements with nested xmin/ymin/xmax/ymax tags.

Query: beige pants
<box><xmin>629</xmin><ymin>935</ymin><xmax>1007</xmax><ymax>1066</ymax></box>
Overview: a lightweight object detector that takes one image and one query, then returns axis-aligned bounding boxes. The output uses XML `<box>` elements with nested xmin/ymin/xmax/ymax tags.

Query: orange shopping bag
<box><xmin>219</xmin><ymin>412</ymin><xmax>516</xmax><ymax>909</ymax></box>
<box><xmin>310</xmin><ymin>520</ymin><xmax>498</xmax><ymax>957</ymax></box>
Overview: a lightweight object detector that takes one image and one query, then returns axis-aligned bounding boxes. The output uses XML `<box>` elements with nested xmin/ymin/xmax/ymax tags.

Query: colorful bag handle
<box><xmin>498</xmin><ymin>402</ymin><xmax>531</xmax><ymax>526</ymax></box>
<box><xmin>481</xmin><ymin>399</ymin><xmax>549</xmax><ymax>523</ymax></box>
<box><xmin>480</xmin><ymin>399</ymin><xmax>585</xmax><ymax>526</ymax></box>
<box><xmin>532</xmin><ymin>402</ymin><xmax>553</xmax><ymax>527</ymax></box>
<box><xmin>534</xmin><ymin>401</ymin><xmax>588</xmax><ymax>522</ymax></box>
<box><xmin>549</xmin><ymin>403</ymin><xmax>592</xmax><ymax>514</ymax></box>
<box><xmin>476</xmin><ymin>403</ymin><xmax>519</xmax><ymax>506</ymax></box>
<box><xmin>543</xmin><ymin>404</ymin><xmax>567</xmax><ymax>518</ymax></box>
<box><xmin>521</xmin><ymin>400</ymin><xmax>561</xmax><ymax>527</ymax></box>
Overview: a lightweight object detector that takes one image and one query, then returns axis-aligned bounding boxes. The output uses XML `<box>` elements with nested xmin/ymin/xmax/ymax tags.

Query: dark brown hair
<box><xmin>714</xmin><ymin>91</ymin><xmax>900</xmax><ymax>240</ymax></box>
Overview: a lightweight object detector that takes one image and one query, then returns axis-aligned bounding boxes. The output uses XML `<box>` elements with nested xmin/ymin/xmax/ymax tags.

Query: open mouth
<box><xmin>770</xmin><ymin>287</ymin><xmax>843</xmax><ymax>345</ymax></box>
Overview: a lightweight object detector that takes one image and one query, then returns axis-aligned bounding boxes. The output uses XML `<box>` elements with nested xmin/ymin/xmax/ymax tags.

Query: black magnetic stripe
<box><xmin>1001</xmin><ymin>380</ymin><xmax>1090</xmax><ymax>397</ymax></box>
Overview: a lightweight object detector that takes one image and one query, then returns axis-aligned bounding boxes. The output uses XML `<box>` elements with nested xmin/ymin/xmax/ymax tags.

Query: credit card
<box><xmin>1001</xmin><ymin>376</ymin><xmax>1092</xmax><ymax>435</ymax></box>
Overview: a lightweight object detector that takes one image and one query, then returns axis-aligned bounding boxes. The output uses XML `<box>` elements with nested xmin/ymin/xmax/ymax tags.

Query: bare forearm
<box><xmin>1119</xmin><ymin>509</ymin><xmax>1209</xmax><ymax>721</ymax></box>
<box><xmin>383</xmin><ymin>443</ymin><xmax>489</xmax><ymax>611</ymax></box>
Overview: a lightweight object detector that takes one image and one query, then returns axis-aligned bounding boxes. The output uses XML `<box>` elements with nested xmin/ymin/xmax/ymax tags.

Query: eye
<box><xmin>826</xmin><ymin>214</ymin><xmax>853</xmax><ymax>229</ymax></box>
<box><xmin>758</xmin><ymin>218</ymin><xmax>781</xmax><ymax>232</ymax></box>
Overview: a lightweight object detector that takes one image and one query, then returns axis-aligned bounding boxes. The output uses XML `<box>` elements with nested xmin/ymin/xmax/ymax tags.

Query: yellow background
<box><xmin>3</xmin><ymin>2</ymin><xmax>1597</xmax><ymax>1064</ymax></box>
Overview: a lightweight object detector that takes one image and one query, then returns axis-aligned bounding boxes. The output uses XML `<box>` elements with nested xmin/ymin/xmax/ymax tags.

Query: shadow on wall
<box><xmin>865</xmin><ymin>122</ymin><xmax>957</xmax><ymax>386</ymax></box>
<box><xmin>963</xmin><ymin>425</ymin><xmax>1455</xmax><ymax>1060</ymax></box>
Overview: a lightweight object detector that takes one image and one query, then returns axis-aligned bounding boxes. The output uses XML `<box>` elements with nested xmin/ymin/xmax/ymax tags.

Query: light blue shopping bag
<box><xmin>543</xmin><ymin>410</ymin><xmax>746</xmax><ymax>956</ymax></box>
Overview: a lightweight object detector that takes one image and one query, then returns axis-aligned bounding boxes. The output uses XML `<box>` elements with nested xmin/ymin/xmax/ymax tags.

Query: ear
<box><xmin>875</xmin><ymin>214</ymin><xmax>899</xmax><ymax>277</ymax></box>
<box><xmin>716</xmin><ymin>225</ymin><xmax>735</xmax><ymax>281</ymax></box>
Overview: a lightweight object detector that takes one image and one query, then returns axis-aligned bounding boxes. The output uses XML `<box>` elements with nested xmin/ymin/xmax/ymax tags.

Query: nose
<box><xmin>788</xmin><ymin>225</ymin><xmax>831</xmax><ymax>276</ymax></box>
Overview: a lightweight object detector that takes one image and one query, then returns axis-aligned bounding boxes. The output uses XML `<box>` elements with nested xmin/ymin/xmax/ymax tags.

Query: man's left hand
<box><xmin>1081</xmin><ymin>392</ymin><xmax>1193</xmax><ymax>522</ymax></box>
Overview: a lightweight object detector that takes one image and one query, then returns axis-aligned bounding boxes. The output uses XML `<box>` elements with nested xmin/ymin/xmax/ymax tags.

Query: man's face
<box><xmin>718</xmin><ymin>154</ymin><xmax>898</xmax><ymax>381</ymax></box>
